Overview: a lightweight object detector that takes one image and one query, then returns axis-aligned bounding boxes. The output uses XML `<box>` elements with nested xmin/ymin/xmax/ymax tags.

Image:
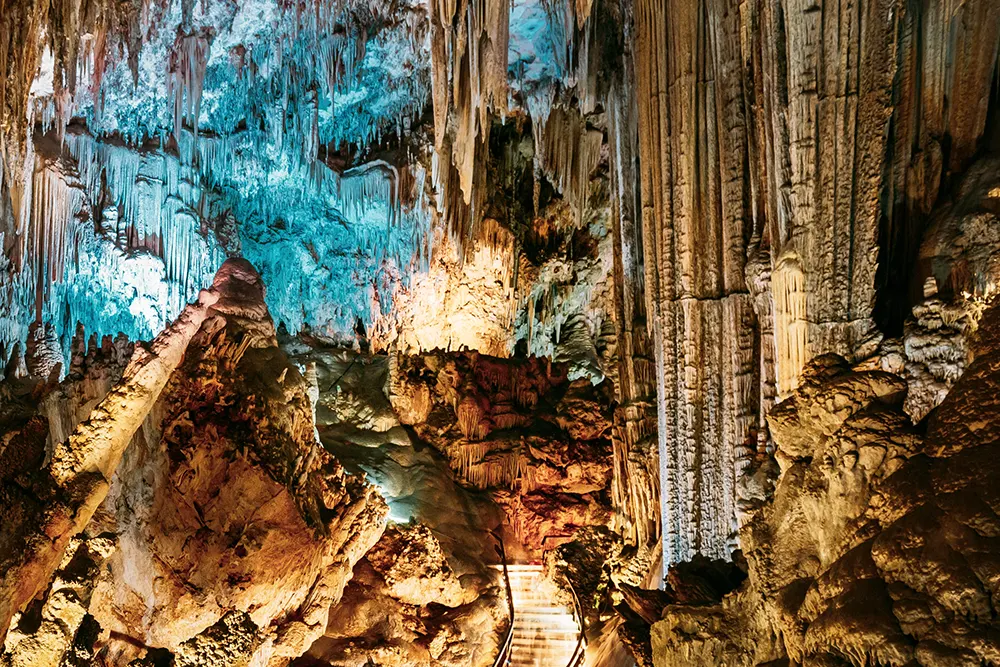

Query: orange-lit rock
<box><xmin>389</xmin><ymin>351</ymin><xmax>614</xmax><ymax>551</ymax></box>
<box><xmin>647</xmin><ymin>299</ymin><xmax>1000</xmax><ymax>666</ymax></box>
<box><xmin>0</xmin><ymin>260</ymin><xmax>387</xmax><ymax>666</ymax></box>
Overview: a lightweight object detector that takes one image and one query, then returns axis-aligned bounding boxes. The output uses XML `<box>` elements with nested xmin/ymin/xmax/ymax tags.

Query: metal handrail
<box><xmin>564</xmin><ymin>572</ymin><xmax>587</xmax><ymax>667</ymax></box>
<box><xmin>491</xmin><ymin>540</ymin><xmax>586</xmax><ymax>667</ymax></box>
<box><xmin>492</xmin><ymin>531</ymin><xmax>515</xmax><ymax>667</ymax></box>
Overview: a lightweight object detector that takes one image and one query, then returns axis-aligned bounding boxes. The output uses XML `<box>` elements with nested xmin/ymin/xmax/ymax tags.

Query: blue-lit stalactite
<box><xmin>1</xmin><ymin>0</ymin><xmax>435</xmax><ymax>366</ymax></box>
<box><xmin>0</xmin><ymin>129</ymin><xmax>433</xmax><ymax>366</ymax></box>
<box><xmin>0</xmin><ymin>0</ymin><xmax>584</xmax><ymax>369</ymax></box>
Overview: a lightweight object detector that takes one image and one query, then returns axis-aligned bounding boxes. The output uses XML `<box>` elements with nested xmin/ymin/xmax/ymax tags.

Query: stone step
<box><xmin>511</xmin><ymin>637</ymin><xmax>580</xmax><ymax>646</ymax></box>
<box><xmin>513</xmin><ymin>620</ymin><xmax>578</xmax><ymax>630</ymax></box>
<box><xmin>499</xmin><ymin>563</ymin><xmax>583</xmax><ymax>667</ymax></box>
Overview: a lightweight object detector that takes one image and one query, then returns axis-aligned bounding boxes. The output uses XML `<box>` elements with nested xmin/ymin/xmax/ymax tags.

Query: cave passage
<box><xmin>1</xmin><ymin>0</ymin><xmax>1000</xmax><ymax>665</ymax></box>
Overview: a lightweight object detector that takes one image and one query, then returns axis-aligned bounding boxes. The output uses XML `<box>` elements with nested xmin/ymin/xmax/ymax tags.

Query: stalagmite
<box><xmin>772</xmin><ymin>253</ymin><xmax>808</xmax><ymax>397</ymax></box>
<box><xmin>635</xmin><ymin>0</ymin><xmax>757</xmax><ymax>568</ymax></box>
<box><xmin>0</xmin><ymin>284</ymin><xmax>219</xmax><ymax>643</ymax></box>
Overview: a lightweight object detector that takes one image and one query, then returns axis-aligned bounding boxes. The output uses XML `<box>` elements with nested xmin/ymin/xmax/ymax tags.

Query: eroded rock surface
<box><xmin>390</xmin><ymin>351</ymin><xmax>614</xmax><ymax>551</ymax></box>
<box><xmin>0</xmin><ymin>260</ymin><xmax>388</xmax><ymax>666</ymax></box>
<box><xmin>269</xmin><ymin>345</ymin><xmax>512</xmax><ymax>667</ymax></box>
<box><xmin>648</xmin><ymin>298</ymin><xmax>1000</xmax><ymax>666</ymax></box>
<box><xmin>299</xmin><ymin>524</ymin><xmax>505</xmax><ymax>667</ymax></box>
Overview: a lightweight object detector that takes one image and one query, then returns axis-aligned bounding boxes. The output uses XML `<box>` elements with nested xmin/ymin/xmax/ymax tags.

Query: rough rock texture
<box><xmin>389</xmin><ymin>351</ymin><xmax>614</xmax><ymax>551</ymax></box>
<box><xmin>647</xmin><ymin>297</ymin><xmax>1000</xmax><ymax>665</ymax></box>
<box><xmin>634</xmin><ymin>0</ymin><xmax>759</xmax><ymax>568</ymax></box>
<box><xmin>275</xmin><ymin>344</ymin><xmax>510</xmax><ymax>667</ymax></box>
<box><xmin>632</xmin><ymin>0</ymin><xmax>1000</xmax><ymax>570</ymax></box>
<box><xmin>3</xmin><ymin>2</ymin><xmax>1000</xmax><ymax>663</ymax></box>
<box><xmin>366</xmin><ymin>525</ymin><xmax>468</xmax><ymax>608</ymax></box>
<box><xmin>917</xmin><ymin>158</ymin><xmax>1000</xmax><ymax>299</ymax></box>
<box><xmin>899</xmin><ymin>295</ymin><xmax>975</xmax><ymax>423</ymax></box>
<box><xmin>2</xmin><ymin>536</ymin><xmax>115</xmax><ymax>667</ymax></box>
<box><xmin>544</xmin><ymin>526</ymin><xmax>619</xmax><ymax>626</ymax></box>
<box><xmin>897</xmin><ymin>157</ymin><xmax>1000</xmax><ymax>421</ymax></box>
<box><xmin>0</xmin><ymin>260</ymin><xmax>387</xmax><ymax>666</ymax></box>
<box><xmin>298</xmin><ymin>525</ymin><xmax>505</xmax><ymax>667</ymax></box>
<box><xmin>92</xmin><ymin>260</ymin><xmax>386</xmax><ymax>665</ymax></box>
<box><xmin>378</xmin><ymin>222</ymin><xmax>519</xmax><ymax>358</ymax></box>
<box><xmin>607</xmin><ymin>50</ymin><xmax>662</xmax><ymax>581</ymax></box>
<box><xmin>0</xmin><ymin>334</ymin><xmax>130</xmax><ymax>666</ymax></box>
<box><xmin>0</xmin><ymin>278</ymin><xmax>219</xmax><ymax>650</ymax></box>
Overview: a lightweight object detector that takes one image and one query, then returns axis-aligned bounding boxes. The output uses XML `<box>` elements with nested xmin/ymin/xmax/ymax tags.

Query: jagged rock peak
<box><xmin>209</xmin><ymin>257</ymin><xmax>270</xmax><ymax>320</ymax></box>
<box><xmin>0</xmin><ymin>259</ymin><xmax>389</xmax><ymax>666</ymax></box>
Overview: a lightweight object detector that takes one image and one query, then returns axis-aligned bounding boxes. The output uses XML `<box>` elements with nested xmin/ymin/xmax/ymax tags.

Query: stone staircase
<box><xmin>503</xmin><ymin>564</ymin><xmax>583</xmax><ymax>667</ymax></box>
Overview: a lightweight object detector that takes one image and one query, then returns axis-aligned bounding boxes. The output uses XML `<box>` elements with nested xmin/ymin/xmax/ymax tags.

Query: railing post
<box><xmin>565</xmin><ymin>571</ymin><xmax>587</xmax><ymax>667</ymax></box>
<box><xmin>492</xmin><ymin>529</ymin><xmax>515</xmax><ymax>667</ymax></box>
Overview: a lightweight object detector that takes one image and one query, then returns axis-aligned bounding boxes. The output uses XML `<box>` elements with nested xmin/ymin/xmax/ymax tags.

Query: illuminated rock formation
<box><xmin>640</xmin><ymin>296</ymin><xmax>1000</xmax><ymax>665</ymax></box>
<box><xmin>275</xmin><ymin>344</ymin><xmax>518</xmax><ymax>666</ymax></box>
<box><xmin>2</xmin><ymin>0</ymin><xmax>1000</xmax><ymax>664</ymax></box>
<box><xmin>300</xmin><ymin>524</ymin><xmax>506</xmax><ymax>667</ymax></box>
<box><xmin>389</xmin><ymin>351</ymin><xmax>614</xmax><ymax>551</ymax></box>
<box><xmin>0</xmin><ymin>260</ymin><xmax>387</xmax><ymax>665</ymax></box>
<box><xmin>0</xmin><ymin>280</ymin><xmax>219</xmax><ymax>651</ymax></box>
<box><xmin>630</xmin><ymin>0</ymin><xmax>1000</xmax><ymax>571</ymax></box>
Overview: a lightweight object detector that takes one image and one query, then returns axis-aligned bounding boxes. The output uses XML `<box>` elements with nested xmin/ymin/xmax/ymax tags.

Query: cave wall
<box><xmin>631</xmin><ymin>0</ymin><xmax>1000</xmax><ymax>570</ymax></box>
<box><xmin>1</xmin><ymin>3</ymin><xmax>1000</xmax><ymax>659</ymax></box>
<box><xmin>648</xmin><ymin>292</ymin><xmax>1000</xmax><ymax>665</ymax></box>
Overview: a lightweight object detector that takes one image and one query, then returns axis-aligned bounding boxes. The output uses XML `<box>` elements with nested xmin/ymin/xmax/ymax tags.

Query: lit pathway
<box><xmin>504</xmin><ymin>564</ymin><xmax>582</xmax><ymax>667</ymax></box>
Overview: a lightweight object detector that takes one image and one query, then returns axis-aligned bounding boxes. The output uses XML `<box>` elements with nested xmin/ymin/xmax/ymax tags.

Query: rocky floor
<box><xmin>630</xmin><ymin>298</ymin><xmax>1000</xmax><ymax>666</ymax></box>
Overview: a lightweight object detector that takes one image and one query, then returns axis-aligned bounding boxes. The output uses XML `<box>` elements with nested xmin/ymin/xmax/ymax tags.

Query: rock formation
<box><xmin>389</xmin><ymin>351</ymin><xmax>614</xmax><ymax>551</ymax></box>
<box><xmin>630</xmin><ymin>0</ymin><xmax>1000</xmax><ymax>569</ymax></box>
<box><xmin>299</xmin><ymin>524</ymin><xmax>506</xmax><ymax>667</ymax></box>
<box><xmin>275</xmin><ymin>343</ymin><xmax>515</xmax><ymax>666</ymax></box>
<box><xmin>1</xmin><ymin>0</ymin><xmax>1000</xmax><ymax>664</ymax></box>
<box><xmin>1</xmin><ymin>260</ymin><xmax>387</xmax><ymax>666</ymax></box>
<box><xmin>640</xmin><ymin>295</ymin><xmax>1000</xmax><ymax>665</ymax></box>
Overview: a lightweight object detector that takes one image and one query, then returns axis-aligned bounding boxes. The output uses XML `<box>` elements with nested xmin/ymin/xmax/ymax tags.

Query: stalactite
<box><xmin>0</xmin><ymin>0</ymin><xmax>50</xmax><ymax>228</ymax></box>
<box><xmin>450</xmin><ymin>442</ymin><xmax>536</xmax><ymax>491</ymax></box>
<box><xmin>428</xmin><ymin>0</ymin><xmax>509</xmax><ymax>248</ymax></box>
<box><xmin>26</xmin><ymin>152</ymin><xmax>85</xmax><ymax>314</ymax></box>
<box><xmin>1</xmin><ymin>0</ymin><xmax>432</xmax><ymax>235</ymax></box>
<box><xmin>174</xmin><ymin>28</ymin><xmax>236</xmax><ymax>141</ymax></box>
<box><xmin>64</xmin><ymin>131</ymin><xmax>226</xmax><ymax>317</ymax></box>
<box><xmin>539</xmin><ymin>105</ymin><xmax>602</xmax><ymax>221</ymax></box>
<box><xmin>0</xmin><ymin>130</ymin><xmax>231</xmax><ymax>368</ymax></box>
<box><xmin>743</xmin><ymin>243</ymin><xmax>776</xmax><ymax>470</ymax></box>
<box><xmin>457</xmin><ymin>395</ymin><xmax>490</xmax><ymax>440</ymax></box>
<box><xmin>338</xmin><ymin>160</ymin><xmax>402</xmax><ymax>230</ymax></box>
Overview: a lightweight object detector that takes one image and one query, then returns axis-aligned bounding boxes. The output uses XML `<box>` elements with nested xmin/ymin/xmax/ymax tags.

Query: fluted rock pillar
<box><xmin>635</xmin><ymin>0</ymin><xmax>757</xmax><ymax>568</ymax></box>
<box><xmin>632</xmin><ymin>0</ymin><xmax>1000</xmax><ymax>573</ymax></box>
<box><xmin>608</xmin><ymin>49</ymin><xmax>661</xmax><ymax>571</ymax></box>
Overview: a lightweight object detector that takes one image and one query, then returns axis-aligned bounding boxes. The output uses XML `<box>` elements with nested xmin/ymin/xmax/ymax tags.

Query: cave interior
<box><xmin>1</xmin><ymin>0</ymin><xmax>1000</xmax><ymax>665</ymax></box>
